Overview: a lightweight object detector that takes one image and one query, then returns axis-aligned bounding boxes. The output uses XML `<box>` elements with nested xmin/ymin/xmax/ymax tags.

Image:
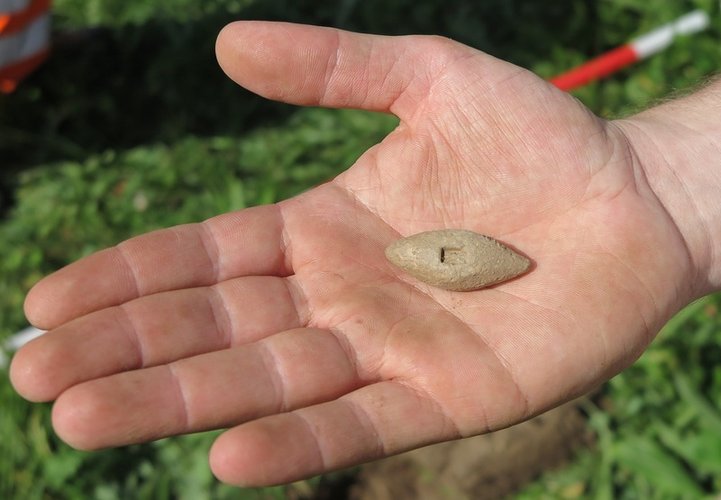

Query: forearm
<box><xmin>614</xmin><ymin>77</ymin><xmax>721</xmax><ymax>297</ymax></box>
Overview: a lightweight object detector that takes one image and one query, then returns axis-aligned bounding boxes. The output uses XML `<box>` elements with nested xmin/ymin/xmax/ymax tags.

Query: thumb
<box><xmin>215</xmin><ymin>21</ymin><xmax>481</xmax><ymax>118</ymax></box>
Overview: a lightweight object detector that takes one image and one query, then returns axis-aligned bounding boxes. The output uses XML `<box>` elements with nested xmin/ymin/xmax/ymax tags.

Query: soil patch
<box><xmin>349</xmin><ymin>401</ymin><xmax>590</xmax><ymax>500</ymax></box>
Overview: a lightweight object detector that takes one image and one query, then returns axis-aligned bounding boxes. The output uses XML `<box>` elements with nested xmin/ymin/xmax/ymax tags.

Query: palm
<box><xmin>11</xmin><ymin>23</ymin><xmax>690</xmax><ymax>485</ymax></box>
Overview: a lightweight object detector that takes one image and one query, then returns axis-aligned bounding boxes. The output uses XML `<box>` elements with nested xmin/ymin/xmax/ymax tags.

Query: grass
<box><xmin>1</xmin><ymin>0</ymin><xmax>721</xmax><ymax>498</ymax></box>
<box><xmin>516</xmin><ymin>294</ymin><xmax>721</xmax><ymax>499</ymax></box>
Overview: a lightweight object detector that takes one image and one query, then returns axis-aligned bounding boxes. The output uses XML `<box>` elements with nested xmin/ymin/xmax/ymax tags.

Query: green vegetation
<box><xmin>1</xmin><ymin>0</ymin><xmax>720</xmax><ymax>498</ymax></box>
<box><xmin>516</xmin><ymin>294</ymin><xmax>721</xmax><ymax>499</ymax></box>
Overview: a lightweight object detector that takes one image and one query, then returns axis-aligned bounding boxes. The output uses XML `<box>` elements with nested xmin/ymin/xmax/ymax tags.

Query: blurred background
<box><xmin>1</xmin><ymin>0</ymin><xmax>720</xmax><ymax>498</ymax></box>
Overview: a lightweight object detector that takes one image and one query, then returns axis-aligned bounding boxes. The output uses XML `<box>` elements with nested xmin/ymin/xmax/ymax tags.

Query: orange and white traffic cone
<box><xmin>0</xmin><ymin>0</ymin><xmax>51</xmax><ymax>94</ymax></box>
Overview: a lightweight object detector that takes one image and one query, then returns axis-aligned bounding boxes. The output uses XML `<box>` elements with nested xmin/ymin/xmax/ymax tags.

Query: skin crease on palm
<box><xmin>8</xmin><ymin>22</ymin><xmax>721</xmax><ymax>486</ymax></box>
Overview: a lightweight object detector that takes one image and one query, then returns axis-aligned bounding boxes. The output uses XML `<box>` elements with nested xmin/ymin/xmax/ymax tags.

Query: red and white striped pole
<box><xmin>551</xmin><ymin>10</ymin><xmax>711</xmax><ymax>92</ymax></box>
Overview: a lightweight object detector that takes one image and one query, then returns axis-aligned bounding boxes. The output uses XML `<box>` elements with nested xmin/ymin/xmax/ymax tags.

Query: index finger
<box><xmin>25</xmin><ymin>204</ymin><xmax>291</xmax><ymax>329</ymax></box>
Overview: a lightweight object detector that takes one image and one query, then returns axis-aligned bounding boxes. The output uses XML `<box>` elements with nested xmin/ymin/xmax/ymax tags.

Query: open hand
<box><xmin>10</xmin><ymin>22</ymin><xmax>695</xmax><ymax>485</ymax></box>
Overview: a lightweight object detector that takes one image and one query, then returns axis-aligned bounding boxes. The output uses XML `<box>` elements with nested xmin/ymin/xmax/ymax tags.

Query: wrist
<box><xmin>613</xmin><ymin>79</ymin><xmax>721</xmax><ymax>297</ymax></box>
